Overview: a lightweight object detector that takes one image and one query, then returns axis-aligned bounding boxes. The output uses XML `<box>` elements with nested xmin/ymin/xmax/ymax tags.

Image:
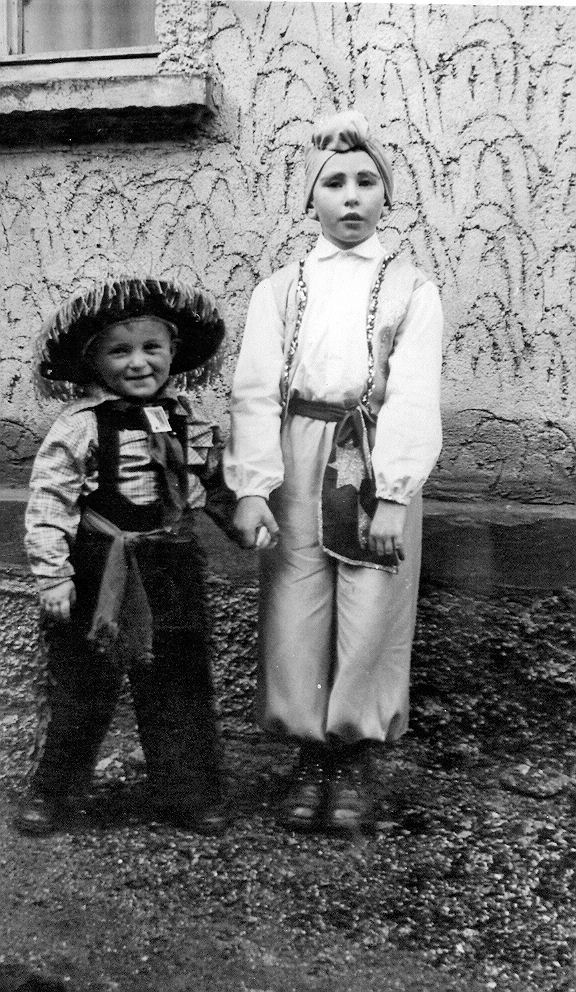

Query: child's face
<box><xmin>90</xmin><ymin>317</ymin><xmax>176</xmax><ymax>400</ymax></box>
<box><xmin>311</xmin><ymin>149</ymin><xmax>385</xmax><ymax>249</ymax></box>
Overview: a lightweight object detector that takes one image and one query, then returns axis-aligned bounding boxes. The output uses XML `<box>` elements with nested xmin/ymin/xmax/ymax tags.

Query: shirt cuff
<box><xmin>375</xmin><ymin>490</ymin><xmax>412</xmax><ymax>506</ymax></box>
<box><xmin>36</xmin><ymin>574</ymin><xmax>75</xmax><ymax>593</ymax></box>
<box><xmin>234</xmin><ymin>490</ymin><xmax>271</xmax><ymax>501</ymax></box>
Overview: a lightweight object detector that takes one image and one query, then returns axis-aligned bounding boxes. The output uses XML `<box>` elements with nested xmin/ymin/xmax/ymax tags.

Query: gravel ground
<box><xmin>0</xmin><ymin>568</ymin><xmax>575</xmax><ymax>992</ymax></box>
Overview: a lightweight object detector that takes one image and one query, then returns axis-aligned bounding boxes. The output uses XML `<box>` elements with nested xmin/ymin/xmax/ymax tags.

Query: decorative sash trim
<box><xmin>280</xmin><ymin>251</ymin><xmax>395</xmax><ymax>412</ymax></box>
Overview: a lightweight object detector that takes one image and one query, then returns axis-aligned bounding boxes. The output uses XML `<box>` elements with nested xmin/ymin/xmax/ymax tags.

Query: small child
<box><xmin>16</xmin><ymin>278</ymin><xmax>227</xmax><ymax>836</ymax></box>
<box><xmin>224</xmin><ymin>110</ymin><xmax>443</xmax><ymax>833</ymax></box>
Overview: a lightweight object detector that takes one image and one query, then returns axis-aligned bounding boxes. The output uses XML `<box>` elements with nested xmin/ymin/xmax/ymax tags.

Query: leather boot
<box><xmin>161</xmin><ymin>801</ymin><xmax>229</xmax><ymax>835</ymax></box>
<box><xmin>280</xmin><ymin>743</ymin><xmax>327</xmax><ymax>831</ymax></box>
<box><xmin>149</xmin><ymin>783</ymin><xmax>228</xmax><ymax>836</ymax></box>
<box><xmin>325</xmin><ymin>741</ymin><xmax>375</xmax><ymax>834</ymax></box>
<box><xmin>13</xmin><ymin>788</ymin><xmax>74</xmax><ymax>836</ymax></box>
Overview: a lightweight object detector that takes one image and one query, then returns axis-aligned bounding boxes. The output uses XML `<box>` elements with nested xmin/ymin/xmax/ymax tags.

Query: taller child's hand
<box><xmin>39</xmin><ymin>579</ymin><xmax>77</xmax><ymax>622</ymax></box>
<box><xmin>233</xmin><ymin>496</ymin><xmax>280</xmax><ymax>550</ymax></box>
<box><xmin>368</xmin><ymin>500</ymin><xmax>407</xmax><ymax>560</ymax></box>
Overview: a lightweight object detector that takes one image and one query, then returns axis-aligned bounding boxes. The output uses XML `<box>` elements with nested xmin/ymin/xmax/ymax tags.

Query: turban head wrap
<box><xmin>303</xmin><ymin>109</ymin><xmax>394</xmax><ymax>212</ymax></box>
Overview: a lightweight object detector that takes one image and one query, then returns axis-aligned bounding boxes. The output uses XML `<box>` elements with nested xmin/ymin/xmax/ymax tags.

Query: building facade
<box><xmin>0</xmin><ymin>1</ymin><xmax>574</xmax><ymax>534</ymax></box>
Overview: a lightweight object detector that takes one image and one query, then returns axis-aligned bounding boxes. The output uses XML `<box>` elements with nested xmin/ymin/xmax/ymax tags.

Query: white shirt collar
<box><xmin>313</xmin><ymin>232</ymin><xmax>384</xmax><ymax>261</ymax></box>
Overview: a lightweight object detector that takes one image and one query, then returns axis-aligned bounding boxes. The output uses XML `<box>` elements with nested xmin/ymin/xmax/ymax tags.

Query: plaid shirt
<box><xmin>25</xmin><ymin>386</ymin><xmax>216</xmax><ymax>590</ymax></box>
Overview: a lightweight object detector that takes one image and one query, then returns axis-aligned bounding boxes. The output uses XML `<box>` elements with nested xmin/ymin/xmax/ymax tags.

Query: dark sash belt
<box><xmin>287</xmin><ymin>395</ymin><xmax>355</xmax><ymax>422</ymax></box>
<box><xmin>82</xmin><ymin>508</ymin><xmax>174</xmax><ymax>662</ymax></box>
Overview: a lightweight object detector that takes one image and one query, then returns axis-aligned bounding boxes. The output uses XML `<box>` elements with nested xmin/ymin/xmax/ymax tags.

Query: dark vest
<box><xmin>72</xmin><ymin>400</ymin><xmax>205</xmax><ymax>636</ymax></box>
<box><xmin>82</xmin><ymin>400</ymin><xmax>189</xmax><ymax>532</ymax></box>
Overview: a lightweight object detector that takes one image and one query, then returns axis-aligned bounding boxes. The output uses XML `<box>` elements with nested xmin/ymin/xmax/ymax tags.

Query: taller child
<box><xmin>224</xmin><ymin>110</ymin><xmax>443</xmax><ymax>833</ymax></box>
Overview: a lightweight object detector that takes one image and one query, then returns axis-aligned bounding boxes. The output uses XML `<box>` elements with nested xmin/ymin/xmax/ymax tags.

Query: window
<box><xmin>0</xmin><ymin>0</ymin><xmax>156</xmax><ymax>58</ymax></box>
<box><xmin>0</xmin><ymin>0</ymin><xmax>216</xmax><ymax>140</ymax></box>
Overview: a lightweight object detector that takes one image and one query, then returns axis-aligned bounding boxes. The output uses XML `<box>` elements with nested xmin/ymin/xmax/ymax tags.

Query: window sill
<box><xmin>0</xmin><ymin>45</ymin><xmax>162</xmax><ymax>70</ymax></box>
<box><xmin>0</xmin><ymin>50</ymin><xmax>220</xmax><ymax>144</ymax></box>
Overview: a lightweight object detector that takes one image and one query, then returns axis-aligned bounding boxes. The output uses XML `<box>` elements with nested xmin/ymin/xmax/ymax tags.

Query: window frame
<box><xmin>0</xmin><ymin>0</ymin><xmax>160</xmax><ymax>61</ymax></box>
<box><xmin>0</xmin><ymin>0</ymin><xmax>20</xmax><ymax>56</ymax></box>
<box><xmin>0</xmin><ymin>0</ymin><xmax>217</xmax><ymax>137</ymax></box>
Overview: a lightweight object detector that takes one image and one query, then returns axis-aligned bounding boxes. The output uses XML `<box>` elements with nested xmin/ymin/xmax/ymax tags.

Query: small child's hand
<box><xmin>39</xmin><ymin>579</ymin><xmax>77</xmax><ymax>621</ymax></box>
<box><xmin>233</xmin><ymin>496</ymin><xmax>280</xmax><ymax>550</ymax></box>
<box><xmin>368</xmin><ymin>500</ymin><xmax>407</xmax><ymax>560</ymax></box>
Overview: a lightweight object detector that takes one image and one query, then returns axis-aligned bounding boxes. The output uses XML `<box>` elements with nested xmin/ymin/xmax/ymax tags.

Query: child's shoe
<box><xmin>280</xmin><ymin>743</ymin><xmax>327</xmax><ymax>831</ymax></box>
<box><xmin>324</xmin><ymin>742</ymin><xmax>375</xmax><ymax>834</ymax></box>
<box><xmin>169</xmin><ymin>803</ymin><xmax>228</xmax><ymax>836</ymax></box>
<box><xmin>13</xmin><ymin>788</ymin><xmax>73</xmax><ymax>836</ymax></box>
<box><xmin>149</xmin><ymin>793</ymin><xmax>228</xmax><ymax>835</ymax></box>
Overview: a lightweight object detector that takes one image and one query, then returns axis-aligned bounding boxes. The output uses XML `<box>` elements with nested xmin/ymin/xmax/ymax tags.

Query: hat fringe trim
<box><xmin>33</xmin><ymin>277</ymin><xmax>226</xmax><ymax>400</ymax></box>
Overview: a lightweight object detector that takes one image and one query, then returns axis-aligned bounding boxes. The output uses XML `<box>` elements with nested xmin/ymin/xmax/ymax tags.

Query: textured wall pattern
<box><xmin>157</xmin><ymin>0</ymin><xmax>211</xmax><ymax>73</ymax></box>
<box><xmin>0</xmin><ymin>1</ymin><xmax>574</xmax><ymax>501</ymax></box>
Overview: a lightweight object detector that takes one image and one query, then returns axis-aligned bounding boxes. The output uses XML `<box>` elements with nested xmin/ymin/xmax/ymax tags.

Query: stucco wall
<box><xmin>157</xmin><ymin>0</ymin><xmax>211</xmax><ymax>73</ymax></box>
<box><xmin>0</xmin><ymin>1</ymin><xmax>574</xmax><ymax>502</ymax></box>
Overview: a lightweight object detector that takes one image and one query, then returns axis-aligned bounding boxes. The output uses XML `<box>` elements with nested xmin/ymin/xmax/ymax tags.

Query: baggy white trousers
<box><xmin>255</xmin><ymin>412</ymin><xmax>423</xmax><ymax>745</ymax></box>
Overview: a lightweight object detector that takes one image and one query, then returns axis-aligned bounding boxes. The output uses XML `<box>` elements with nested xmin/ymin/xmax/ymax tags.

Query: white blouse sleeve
<box><xmin>372</xmin><ymin>280</ymin><xmax>443</xmax><ymax>504</ymax></box>
<box><xmin>223</xmin><ymin>280</ymin><xmax>286</xmax><ymax>499</ymax></box>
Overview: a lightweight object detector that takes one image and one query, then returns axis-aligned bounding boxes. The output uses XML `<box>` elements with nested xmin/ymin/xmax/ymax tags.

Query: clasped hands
<box><xmin>233</xmin><ymin>496</ymin><xmax>280</xmax><ymax>550</ymax></box>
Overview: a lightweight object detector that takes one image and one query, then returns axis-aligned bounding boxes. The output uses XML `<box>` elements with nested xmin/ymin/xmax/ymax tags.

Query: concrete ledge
<box><xmin>421</xmin><ymin>500</ymin><xmax>576</xmax><ymax>591</ymax></box>
<box><xmin>0</xmin><ymin>65</ymin><xmax>216</xmax><ymax>112</ymax></box>
<box><xmin>1</xmin><ymin>491</ymin><xmax>575</xmax><ymax>591</ymax></box>
<box><xmin>0</xmin><ymin>72</ymin><xmax>219</xmax><ymax>144</ymax></box>
<box><xmin>0</xmin><ymin>489</ymin><xmax>258</xmax><ymax>584</ymax></box>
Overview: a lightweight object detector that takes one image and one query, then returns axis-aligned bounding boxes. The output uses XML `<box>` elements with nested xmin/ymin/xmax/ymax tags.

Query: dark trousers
<box><xmin>31</xmin><ymin>623</ymin><xmax>220</xmax><ymax>809</ymax></box>
<box><xmin>30</xmin><ymin>519</ymin><xmax>221</xmax><ymax>811</ymax></box>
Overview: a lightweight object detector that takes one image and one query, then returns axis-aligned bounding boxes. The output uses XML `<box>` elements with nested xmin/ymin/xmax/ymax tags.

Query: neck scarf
<box><xmin>105</xmin><ymin>397</ymin><xmax>189</xmax><ymax>525</ymax></box>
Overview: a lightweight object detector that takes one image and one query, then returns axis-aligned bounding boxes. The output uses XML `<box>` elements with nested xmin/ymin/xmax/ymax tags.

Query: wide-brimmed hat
<box><xmin>34</xmin><ymin>277</ymin><xmax>226</xmax><ymax>398</ymax></box>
